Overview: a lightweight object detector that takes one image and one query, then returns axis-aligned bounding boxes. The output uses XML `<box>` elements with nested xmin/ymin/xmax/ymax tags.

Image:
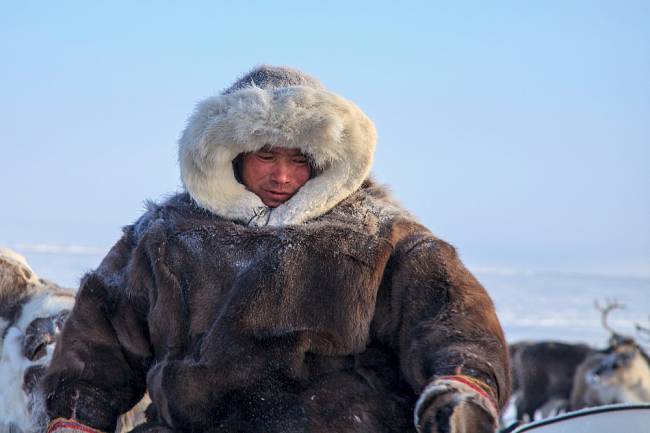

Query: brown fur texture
<box><xmin>43</xmin><ymin>183</ymin><xmax>509</xmax><ymax>432</ymax></box>
<box><xmin>1</xmin><ymin>248</ymin><xmax>50</xmax><ymax>334</ymax></box>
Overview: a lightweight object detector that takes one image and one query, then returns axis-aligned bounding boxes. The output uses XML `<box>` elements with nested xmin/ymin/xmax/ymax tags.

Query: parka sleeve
<box><xmin>42</xmin><ymin>221</ymin><xmax>155</xmax><ymax>432</ymax></box>
<box><xmin>382</xmin><ymin>232</ymin><xmax>510</xmax><ymax>428</ymax></box>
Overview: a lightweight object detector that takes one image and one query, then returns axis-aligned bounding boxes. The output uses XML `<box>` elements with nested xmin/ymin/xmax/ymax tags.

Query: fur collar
<box><xmin>178</xmin><ymin>71</ymin><xmax>376</xmax><ymax>227</ymax></box>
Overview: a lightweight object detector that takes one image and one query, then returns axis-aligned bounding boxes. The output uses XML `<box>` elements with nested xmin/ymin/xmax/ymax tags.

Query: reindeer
<box><xmin>570</xmin><ymin>300</ymin><xmax>650</xmax><ymax>409</ymax></box>
<box><xmin>0</xmin><ymin>247</ymin><xmax>149</xmax><ymax>433</ymax></box>
<box><xmin>508</xmin><ymin>340</ymin><xmax>595</xmax><ymax>422</ymax></box>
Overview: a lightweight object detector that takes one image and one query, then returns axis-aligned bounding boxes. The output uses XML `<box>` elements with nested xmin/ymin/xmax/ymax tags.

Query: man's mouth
<box><xmin>265</xmin><ymin>190</ymin><xmax>291</xmax><ymax>198</ymax></box>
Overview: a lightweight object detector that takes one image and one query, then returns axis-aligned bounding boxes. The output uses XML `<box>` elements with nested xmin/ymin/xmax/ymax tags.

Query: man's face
<box><xmin>241</xmin><ymin>146</ymin><xmax>311</xmax><ymax>208</ymax></box>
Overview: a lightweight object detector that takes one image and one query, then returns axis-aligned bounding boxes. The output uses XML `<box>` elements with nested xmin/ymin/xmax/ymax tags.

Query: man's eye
<box><xmin>256</xmin><ymin>153</ymin><xmax>274</xmax><ymax>161</ymax></box>
<box><xmin>292</xmin><ymin>158</ymin><xmax>308</xmax><ymax>165</ymax></box>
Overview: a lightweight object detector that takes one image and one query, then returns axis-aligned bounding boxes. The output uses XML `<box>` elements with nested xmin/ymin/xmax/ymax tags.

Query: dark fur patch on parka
<box><xmin>42</xmin><ymin>182</ymin><xmax>510</xmax><ymax>433</ymax></box>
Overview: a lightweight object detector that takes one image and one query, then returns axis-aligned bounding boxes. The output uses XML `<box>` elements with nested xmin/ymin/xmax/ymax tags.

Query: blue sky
<box><xmin>1</xmin><ymin>1</ymin><xmax>648</xmax><ymax>278</ymax></box>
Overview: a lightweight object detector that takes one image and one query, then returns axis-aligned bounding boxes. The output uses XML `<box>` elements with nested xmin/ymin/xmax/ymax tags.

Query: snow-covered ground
<box><xmin>8</xmin><ymin>245</ymin><xmax>650</xmax><ymax>349</ymax></box>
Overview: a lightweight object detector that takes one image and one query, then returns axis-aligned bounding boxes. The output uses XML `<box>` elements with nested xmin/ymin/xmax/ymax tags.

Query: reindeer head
<box><xmin>572</xmin><ymin>300</ymin><xmax>650</xmax><ymax>407</ymax></box>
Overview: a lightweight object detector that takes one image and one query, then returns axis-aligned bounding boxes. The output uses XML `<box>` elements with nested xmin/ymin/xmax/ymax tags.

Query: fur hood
<box><xmin>178</xmin><ymin>65</ymin><xmax>377</xmax><ymax>227</ymax></box>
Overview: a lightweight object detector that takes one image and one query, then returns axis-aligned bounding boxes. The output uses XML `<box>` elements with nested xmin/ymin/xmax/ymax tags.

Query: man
<box><xmin>238</xmin><ymin>146</ymin><xmax>312</xmax><ymax>208</ymax></box>
<box><xmin>43</xmin><ymin>66</ymin><xmax>510</xmax><ymax>433</ymax></box>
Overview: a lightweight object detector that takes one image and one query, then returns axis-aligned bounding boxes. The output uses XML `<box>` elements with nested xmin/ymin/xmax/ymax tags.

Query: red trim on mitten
<box><xmin>436</xmin><ymin>374</ymin><xmax>498</xmax><ymax>415</ymax></box>
<box><xmin>46</xmin><ymin>418</ymin><xmax>104</xmax><ymax>433</ymax></box>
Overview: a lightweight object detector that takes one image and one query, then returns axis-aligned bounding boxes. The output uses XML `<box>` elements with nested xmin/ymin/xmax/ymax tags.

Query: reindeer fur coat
<box><xmin>43</xmin><ymin>66</ymin><xmax>510</xmax><ymax>433</ymax></box>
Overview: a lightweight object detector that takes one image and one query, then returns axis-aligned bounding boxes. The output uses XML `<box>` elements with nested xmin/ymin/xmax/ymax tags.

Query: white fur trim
<box><xmin>179</xmin><ymin>85</ymin><xmax>376</xmax><ymax>226</ymax></box>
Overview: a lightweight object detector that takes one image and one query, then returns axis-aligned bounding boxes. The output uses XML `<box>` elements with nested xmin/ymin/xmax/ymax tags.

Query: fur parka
<box><xmin>42</xmin><ymin>66</ymin><xmax>510</xmax><ymax>433</ymax></box>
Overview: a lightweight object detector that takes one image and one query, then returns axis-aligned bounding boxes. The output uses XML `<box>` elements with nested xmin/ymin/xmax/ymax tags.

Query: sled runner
<box><xmin>503</xmin><ymin>403</ymin><xmax>650</xmax><ymax>433</ymax></box>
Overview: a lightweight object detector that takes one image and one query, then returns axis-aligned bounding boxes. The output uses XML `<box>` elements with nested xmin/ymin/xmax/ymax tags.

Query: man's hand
<box><xmin>416</xmin><ymin>391</ymin><xmax>497</xmax><ymax>433</ymax></box>
<box><xmin>414</xmin><ymin>375</ymin><xmax>499</xmax><ymax>433</ymax></box>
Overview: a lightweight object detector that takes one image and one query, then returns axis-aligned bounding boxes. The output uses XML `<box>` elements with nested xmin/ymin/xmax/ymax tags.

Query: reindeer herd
<box><xmin>1</xmin><ymin>247</ymin><xmax>649</xmax><ymax>432</ymax></box>
<box><xmin>507</xmin><ymin>300</ymin><xmax>650</xmax><ymax>424</ymax></box>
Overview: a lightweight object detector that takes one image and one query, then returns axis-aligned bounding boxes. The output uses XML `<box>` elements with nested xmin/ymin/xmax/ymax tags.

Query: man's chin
<box><xmin>261</xmin><ymin>193</ymin><xmax>292</xmax><ymax>208</ymax></box>
<box><xmin>261</xmin><ymin>198</ymin><xmax>285</xmax><ymax>208</ymax></box>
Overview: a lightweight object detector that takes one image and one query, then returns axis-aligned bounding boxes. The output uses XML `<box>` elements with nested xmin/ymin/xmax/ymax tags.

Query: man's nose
<box><xmin>270</xmin><ymin>161</ymin><xmax>291</xmax><ymax>184</ymax></box>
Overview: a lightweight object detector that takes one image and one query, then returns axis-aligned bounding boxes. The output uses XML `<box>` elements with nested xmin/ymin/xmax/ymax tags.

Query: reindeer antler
<box><xmin>594</xmin><ymin>298</ymin><xmax>626</xmax><ymax>336</ymax></box>
<box><xmin>636</xmin><ymin>315</ymin><xmax>650</xmax><ymax>342</ymax></box>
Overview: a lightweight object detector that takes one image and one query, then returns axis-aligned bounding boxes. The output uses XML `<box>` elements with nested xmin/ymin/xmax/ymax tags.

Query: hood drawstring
<box><xmin>248</xmin><ymin>206</ymin><xmax>271</xmax><ymax>227</ymax></box>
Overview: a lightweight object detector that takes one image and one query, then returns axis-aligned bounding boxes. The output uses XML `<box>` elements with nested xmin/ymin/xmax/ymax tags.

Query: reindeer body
<box><xmin>509</xmin><ymin>341</ymin><xmax>594</xmax><ymax>421</ymax></box>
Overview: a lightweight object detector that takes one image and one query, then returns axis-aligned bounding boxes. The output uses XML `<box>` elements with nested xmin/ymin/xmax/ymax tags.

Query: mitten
<box><xmin>414</xmin><ymin>375</ymin><xmax>499</xmax><ymax>433</ymax></box>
